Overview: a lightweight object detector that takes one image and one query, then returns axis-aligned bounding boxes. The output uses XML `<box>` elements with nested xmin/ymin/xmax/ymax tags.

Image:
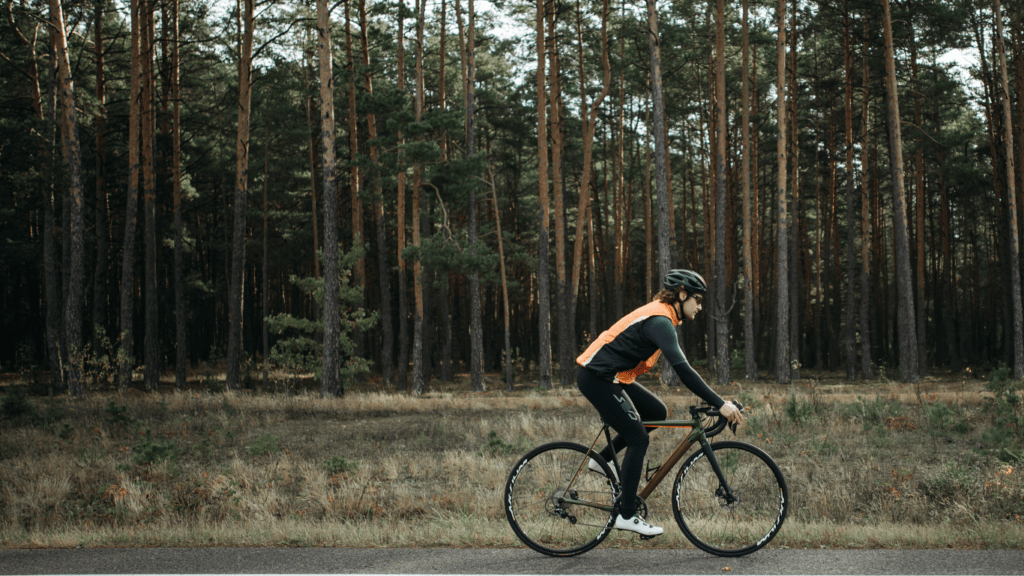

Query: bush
<box><xmin>132</xmin><ymin>429</ymin><xmax>179</xmax><ymax>467</ymax></box>
<box><xmin>267</xmin><ymin>242</ymin><xmax>378</xmax><ymax>390</ymax></box>
<box><xmin>323</xmin><ymin>455</ymin><xmax>359</xmax><ymax>474</ymax></box>
<box><xmin>784</xmin><ymin>393</ymin><xmax>816</xmax><ymax>427</ymax></box>
<box><xmin>981</xmin><ymin>366</ymin><xmax>1023</xmax><ymax>462</ymax></box>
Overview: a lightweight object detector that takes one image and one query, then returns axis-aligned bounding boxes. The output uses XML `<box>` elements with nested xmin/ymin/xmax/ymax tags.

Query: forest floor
<box><xmin>0</xmin><ymin>366</ymin><xmax>1022</xmax><ymax>550</ymax></box>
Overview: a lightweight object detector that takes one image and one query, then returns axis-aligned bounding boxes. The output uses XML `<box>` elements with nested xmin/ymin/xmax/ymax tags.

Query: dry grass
<box><xmin>0</xmin><ymin>372</ymin><xmax>1022</xmax><ymax>550</ymax></box>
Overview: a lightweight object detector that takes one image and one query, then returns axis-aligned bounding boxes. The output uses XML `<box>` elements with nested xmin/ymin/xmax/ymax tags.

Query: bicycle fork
<box><xmin>696</xmin><ymin>438</ymin><xmax>738</xmax><ymax>505</ymax></box>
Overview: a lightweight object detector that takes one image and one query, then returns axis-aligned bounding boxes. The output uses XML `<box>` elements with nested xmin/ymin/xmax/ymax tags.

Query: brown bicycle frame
<box><xmin>562</xmin><ymin>417</ymin><xmax>712</xmax><ymax>512</ymax></box>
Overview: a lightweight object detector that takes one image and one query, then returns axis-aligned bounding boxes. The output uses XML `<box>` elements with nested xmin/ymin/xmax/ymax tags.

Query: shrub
<box><xmin>267</xmin><ymin>242</ymin><xmax>378</xmax><ymax>390</ymax></box>
<box><xmin>784</xmin><ymin>393</ymin><xmax>816</xmax><ymax>427</ymax></box>
<box><xmin>132</xmin><ymin>429</ymin><xmax>179</xmax><ymax>467</ymax></box>
<box><xmin>981</xmin><ymin>366</ymin><xmax>1023</xmax><ymax>462</ymax></box>
<box><xmin>323</xmin><ymin>455</ymin><xmax>359</xmax><ymax>474</ymax></box>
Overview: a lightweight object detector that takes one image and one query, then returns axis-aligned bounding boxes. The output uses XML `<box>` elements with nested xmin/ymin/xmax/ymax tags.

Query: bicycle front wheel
<box><xmin>672</xmin><ymin>440</ymin><xmax>788</xmax><ymax>557</ymax></box>
<box><xmin>504</xmin><ymin>441</ymin><xmax>617</xmax><ymax>557</ymax></box>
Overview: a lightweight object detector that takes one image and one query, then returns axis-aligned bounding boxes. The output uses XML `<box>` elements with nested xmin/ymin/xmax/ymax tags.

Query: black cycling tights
<box><xmin>576</xmin><ymin>367</ymin><xmax>667</xmax><ymax>519</ymax></box>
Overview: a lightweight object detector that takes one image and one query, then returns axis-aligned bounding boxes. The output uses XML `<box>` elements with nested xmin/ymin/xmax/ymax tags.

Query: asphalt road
<box><xmin>2</xmin><ymin>548</ymin><xmax>1024</xmax><ymax>575</ymax></box>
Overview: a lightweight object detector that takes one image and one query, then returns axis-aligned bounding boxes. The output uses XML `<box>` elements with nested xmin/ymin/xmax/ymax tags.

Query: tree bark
<box><xmin>172</xmin><ymin>0</ymin><xmax>187</xmax><ymax>388</ymax></box>
<box><xmin>226</xmin><ymin>0</ymin><xmax>254</xmax><ymax>390</ymax></box>
<box><xmin>359</xmin><ymin>0</ymin><xmax>393</xmax><ymax>387</ymax></box>
<box><xmin>396</xmin><ymin>3</ymin><xmax>409</xmax><ymax>389</ymax></box>
<box><xmin>464</xmin><ymin>0</ymin><xmax>483</xmax><ymax>391</ymax></box>
<box><xmin>843</xmin><ymin>0</ymin><xmax>857</xmax><ymax>381</ymax></box>
<box><xmin>345</xmin><ymin>0</ymin><xmax>365</xmax><ymax>359</ymax></box>
<box><xmin>118</xmin><ymin>0</ymin><xmax>142</xmax><ymax>390</ymax></box>
<box><xmin>911</xmin><ymin>26</ymin><xmax>927</xmax><ymax>376</ymax></box>
<box><xmin>741</xmin><ymin>0</ymin><xmax>756</xmax><ymax>382</ymax></box>
<box><xmin>317</xmin><ymin>0</ymin><xmax>341</xmax><ymax>397</ymax></box>
<box><xmin>774</xmin><ymin>0</ymin><xmax>790</xmax><ymax>384</ymax></box>
<box><xmin>714</xmin><ymin>0</ymin><xmax>729</xmax><ymax>386</ymax></box>
<box><xmin>547</xmin><ymin>3</ymin><xmax>569</xmax><ymax>388</ymax></box>
<box><xmin>536</xmin><ymin>0</ymin><xmax>552</xmax><ymax>390</ymax></box>
<box><xmin>48</xmin><ymin>0</ymin><xmax>85</xmax><ymax>395</ymax></box>
<box><xmin>141</xmin><ymin>0</ymin><xmax>159</xmax><ymax>390</ymax></box>
<box><xmin>92</xmin><ymin>0</ymin><xmax>109</xmax><ymax>353</ymax></box>
<box><xmin>880</xmin><ymin>0</ymin><xmax>918</xmax><ymax>383</ymax></box>
<box><xmin>859</xmin><ymin>18</ymin><xmax>874</xmax><ymax>379</ymax></box>
<box><xmin>411</xmin><ymin>0</ymin><xmax>426</xmax><ymax>395</ymax></box>
<box><xmin>995</xmin><ymin>0</ymin><xmax>1024</xmax><ymax>378</ymax></box>
<box><xmin>646</xmin><ymin>0</ymin><xmax>674</xmax><ymax>387</ymax></box>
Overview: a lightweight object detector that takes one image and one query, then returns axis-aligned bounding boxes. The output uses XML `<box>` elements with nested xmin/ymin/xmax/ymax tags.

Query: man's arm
<box><xmin>642</xmin><ymin>317</ymin><xmax>725</xmax><ymax>408</ymax></box>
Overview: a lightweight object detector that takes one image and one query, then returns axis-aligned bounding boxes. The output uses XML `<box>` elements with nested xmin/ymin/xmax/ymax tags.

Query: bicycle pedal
<box><xmin>638</xmin><ymin>534</ymin><xmax>659</xmax><ymax>541</ymax></box>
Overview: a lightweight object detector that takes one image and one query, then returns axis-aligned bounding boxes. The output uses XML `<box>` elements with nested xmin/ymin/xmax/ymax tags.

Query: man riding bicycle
<box><xmin>575</xmin><ymin>269</ymin><xmax>743</xmax><ymax>537</ymax></box>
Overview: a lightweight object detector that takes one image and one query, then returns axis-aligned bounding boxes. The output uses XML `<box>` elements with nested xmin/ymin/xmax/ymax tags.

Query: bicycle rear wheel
<box><xmin>504</xmin><ymin>441</ymin><xmax>617</xmax><ymax>556</ymax></box>
<box><xmin>672</xmin><ymin>440</ymin><xmax>788</xmax><ymax>557</ymax></box>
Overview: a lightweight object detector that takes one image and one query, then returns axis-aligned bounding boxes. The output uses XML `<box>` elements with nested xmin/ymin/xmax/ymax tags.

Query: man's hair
<box><xmin>655</xmin><ymin>288</ymin><xmax>682</xmax><ymax>304</ymax></box>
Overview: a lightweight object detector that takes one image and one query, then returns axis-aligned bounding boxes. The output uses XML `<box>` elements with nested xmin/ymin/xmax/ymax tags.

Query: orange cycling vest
<box><xmin>576</xmin><ymin>300</ymin><xmax>679</xmax><ymax>384</ymax></box>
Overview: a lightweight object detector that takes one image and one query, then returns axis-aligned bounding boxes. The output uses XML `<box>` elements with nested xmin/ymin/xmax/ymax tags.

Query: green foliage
<box><xmin>104</xmin><ymin>402</ymin><xmax>137</xmax><ymax>427</ymax></box>
<box><xmin>266</xmin><ymin>243</ymin><xmax>378</xmax><ymax>389</ymax></box>
<box><xmin>132</xmin><ymin>430</ymin><xmax>180</xmax><ymax>467</ymax></box>
<box><xmin>784</xmin><ymin>393</ymin><xmax>816</xmax><ymax>427</ymax></box>
<box><xmin>923</xmin><ymin>401</ymin><xmax>971</xmax><ymax>438</ymax></box>
<box><xmin>980</xmin><ymin>366</ymin><xmax>1024</xmax><ymax>463</ymax></box>
<box><xmin>323</xmin><ymin>456</ymin><xmax>359</xmax><ymax>475</ymax></box>
<box><xmin>247</xmin><ymin>434</ymin><xmax>281</xmax><ymax>457</ymax></box>
<box><xmin>920</xmin><ymin>462</ymin><xmax>978</xmax><ymax>502</ymax></box>
<box><xmin>839</xmin><ymin>395</ymin><xmax>905</xmax><ymax>430</ymax></box>
<box><xmin>483</xmin><ymin>430</ymin><xmax>529</xmax><ymax>456</ymax></box>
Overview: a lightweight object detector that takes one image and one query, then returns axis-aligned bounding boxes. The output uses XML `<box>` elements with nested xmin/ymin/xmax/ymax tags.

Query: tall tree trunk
<box><xmin>535</xmin><ymin>0</ymin><xmax>552</xmax><ymax>390</ymax></box>
<box><xmin>787</xmin><ymin>0</ymin><xmax>800</xmax><ymax>381</ymax></box>
<box><xmin>359</xmin><ymin>0</ymin><xmax>393</xmax><ymax>386</ymax></box>
<box><xmin>172</xmin><ymin>0</ymin><xmax>187</xmax><ymax>388</ymax></box>
<box><xmin>569</xmin><ymin>0</ymin><xmax>611</xmax><ymax>322</ymax></box>
<box><xmin>345</xmin><ymin>0</ymin><xmax>365</xmax><ymax>359</ymax></box>
<box><xmin>714</xmin><ymin>0</ymin><xmax>729</xmax><ymax>385</ymax></box>
<box><xmin>859</xmin><ymin>18</ymin><xmax>874</xmax><ymax>379</ymax></box>
<box><xmin>317</xmin><ymin>0</ymin><xmax>341</xmax><ymax>397</ymax></box>
<box><xmin>741</xmin><ymin>0</ymin><xmax>756</xmax><ymax>382</ymax></box>
<box><xmin>995</xmin><ymin>0</ymin><xmax>1024</xmax><ymax>378</ymax></box>
<box><xmin>911</xmin><ymin>27</ymin><xmax>927</xmax><ymax>376</ymax></box>
<box><xmin>48</xmin><ymin>0</ymin><xmax>85</xmax><ymax>395</ymax></box>
<box><xmin>411</xmin><ymin>0</ymin><xmax>426</xmax><ymax>395</ymax></box>
<box><xmin>484</xmin><ymin>165</ymin><xmax>514</xmax><ymax>390</ymax></box>
<box><xmin>142</xmin><ymin>0</ymin><xmax>159</xmax><ymax>389</ymax></box>
<box><xmin>647</xmin><ymin>0</ymin><xmax>674</xmax><ymax>386</ymax></box>
<box><xmin>396</xmin><ymin>4</ymin><xmax>409</xmax><ymax>390</ymax></box>
<box><xmin>226</xmin><ymin>0</ymin><xmax>254</xmax><ymax>390</ymax></box>
<box><xmin>261</xmin><ymin>105</ymin><xmax>270</xmax><ymax>388</ymax></box>
<box><xmin>464</xmin><ymin>0</ymin><xmax>483</xmax><ymax>391</ymax></box>
<box><xmin>880</xmin><ymin>0</ymin><xmax>918</xmax><ymax>383</ymax></box>
<box><xmin>843</xmin><ymin>0</ymin><xmax>857</xmax><ymax>381</ymax></box>
<box><xmin>548</xmin><ymin>3</ymin><xmax>569</xmax><ymax>388</ymax></box>
<box><xmin>119</xmin><ymin>0</ymin><xmax>142</xmax><ymax>389</ymax></box>
<box><xmin>93</xmin><ymin>0</ymin><xmax>108</xmax><ymax>353</ymax></box>
<box><xmin>774</xmin><ymin>0</ymin><xmax>790</xmax><ymax>384</ymax></box>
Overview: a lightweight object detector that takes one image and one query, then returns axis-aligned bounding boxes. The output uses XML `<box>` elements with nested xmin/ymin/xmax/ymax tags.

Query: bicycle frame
<box><xmin>561</xmin><ymin>414</ymin><xmax>736</xmax><ymax>512</ymax></box>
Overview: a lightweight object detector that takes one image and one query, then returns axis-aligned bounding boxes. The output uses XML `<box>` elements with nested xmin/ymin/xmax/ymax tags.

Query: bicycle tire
<box><xmin>671</xmin><ymin>440</ymin><xmax>788</xmax><ymax>557</ymax></box>
<box><xmin>504</xmin><ymin>441</ymin><xmax>617</xmax><ymax>557</ymax></box>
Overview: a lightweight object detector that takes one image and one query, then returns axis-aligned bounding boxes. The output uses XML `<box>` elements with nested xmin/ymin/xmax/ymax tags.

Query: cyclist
<box><xmin>575</xmin><ymin>269</ymin><xmax>743</xmax><ymax>537</ymax></box>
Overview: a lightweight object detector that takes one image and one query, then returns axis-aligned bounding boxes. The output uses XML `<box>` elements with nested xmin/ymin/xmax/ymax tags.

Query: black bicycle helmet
<box><xmin>663</xmin><ymin>269</ymin><xmax>707</xmax><ymax>295</ymax></box>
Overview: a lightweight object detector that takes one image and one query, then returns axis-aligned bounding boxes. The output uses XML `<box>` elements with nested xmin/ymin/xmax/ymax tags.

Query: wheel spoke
<box><xmin>505</xmin><ymin>442</ymin><xmax>616</xmax><ymax>556</ymax></box>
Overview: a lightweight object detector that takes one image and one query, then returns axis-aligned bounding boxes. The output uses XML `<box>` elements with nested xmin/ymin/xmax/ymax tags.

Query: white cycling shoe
<box><xmin>613</xmin><ymin>513</ymin><xmax>664</xmax><ymax>537</ymax></box>
<box><xmin>589</xmin><ymin>457</ymin><xmax>620</xmax><ymax>483</ymax></box>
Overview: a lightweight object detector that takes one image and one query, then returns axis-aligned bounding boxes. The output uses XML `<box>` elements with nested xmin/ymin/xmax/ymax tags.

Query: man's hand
<box><xmin>719</xmin><ymin>401</ymin><xmax>744</xmax><ymax>424</ymax></box>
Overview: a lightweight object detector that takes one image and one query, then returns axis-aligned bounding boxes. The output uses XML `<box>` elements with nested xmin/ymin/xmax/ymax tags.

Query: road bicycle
<box><xmin>503</xmin><ymin>402</ymin><xmax>788</xmax><ymax>557</ymax></box>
